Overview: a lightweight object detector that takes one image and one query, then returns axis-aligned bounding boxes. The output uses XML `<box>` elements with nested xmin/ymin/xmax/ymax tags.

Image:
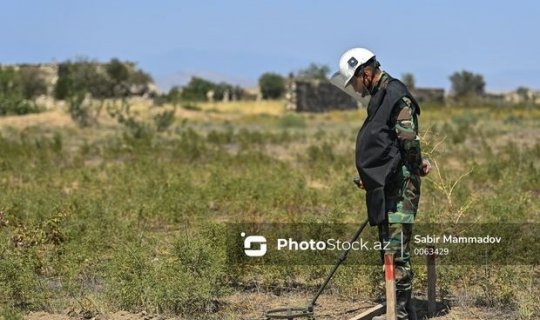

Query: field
<box><xmin>0</xmin><ymin>100</ymin><xmax>538</xmax><ymax>320</ymax></box>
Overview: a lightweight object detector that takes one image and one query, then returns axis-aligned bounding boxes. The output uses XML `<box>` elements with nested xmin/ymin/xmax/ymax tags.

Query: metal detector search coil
<box><xmin>264</xmin><ymin>218</ymin><xmax>370</xmax><ymax>319</ymax></box>
<box><xmin>264</xmin><ymin>306</ymin><xmax>314</xmax><ymax>319</ymax></box>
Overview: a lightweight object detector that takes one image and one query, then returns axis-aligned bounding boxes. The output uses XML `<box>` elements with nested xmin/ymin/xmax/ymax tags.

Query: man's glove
<box><xmin>419</xmin><ymin>158</ymin><xmax>431</xmax><ymax>177</ymax></box>
<box><xmin>353</xmin><ymin>176</ymin><xmax>365</xmax><ymax>189</ymax></box>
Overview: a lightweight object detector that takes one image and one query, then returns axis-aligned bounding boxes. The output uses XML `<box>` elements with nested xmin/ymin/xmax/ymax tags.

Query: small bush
<box><xmin>279</xmin><ymin>114</ymin><xmax>306</xmax><ymax>128</ymax></box>
<box><xmin>151</xmin><ymin>227</ymin><xmax>228</xmax><ymax>314</ymax></box>
<box><xmin>153</xmin><ymin>110</ymin><xmax>175</xmax><ymax>132</ymax></box>
<box><xmin>258</xmin><ymin>73</ymin><xmax>285</xmax><ymax>99</ymax></box>
<box><xmin>182</xmin><ymin>103</ymin><xmax>201</xmax><ymax>111</ymax></box>
<box><xmin>504</xmin><ymin>114</ymin><xmax>523</xmax><ymax>125</ymax></box>
<box><xmin>451</xmin><ymin>111</ymin><xmax>479</xmax><ymax>127</ymax></box>
<box><xmin>307</xmin><ymin>142</ymin><xmax>335</xmax><ymax>163</ymax></box>
<box><xmin>68</xmin><ymin>94</ymin><xmax>98</xmax><ymax>127</ymax></box>
<box><xmin>0</xmin><ymin>245</ymin><xmax>47</xmax><ymax>310</ymax></box>
<box><xmin>104</xmin><ymin>226</ymin><xmax>227</xmax><ymax>315</ymax></box>
<box><xmin>103</xmin><ymin>243</ymin><xmax>151</xmax><ymax>311</ymax></box>
<box><xmin>207</xmin><ymin>129</ymin><xmax>234</xmax><ymax>145</ymax></box>
<box><xmin>0</xmin><ymin>307</ymin><xmax>24</xmax><ymax>320</ymax></box>
<box><xmin>0</xmin><ymin>96</ymin><xmax>40</xmax><ymax>116</ymax></box>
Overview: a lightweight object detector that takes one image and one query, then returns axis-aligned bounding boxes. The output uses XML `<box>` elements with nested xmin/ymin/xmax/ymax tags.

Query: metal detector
<box><xmin>265</xmin><ymin>218</ymin><xmax>370</xmax><ymax>319</ymax></box>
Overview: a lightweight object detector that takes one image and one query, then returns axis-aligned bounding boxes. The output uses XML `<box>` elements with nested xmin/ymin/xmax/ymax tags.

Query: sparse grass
<box><xmin>198</xmin><ymin>100</ymin><xmax>286</xmax><ymax>116</ymax></box>
<box><xmin>0</xmin><ymin>101</ymin><xmax>538</xmax><ymax>318</ymax></box>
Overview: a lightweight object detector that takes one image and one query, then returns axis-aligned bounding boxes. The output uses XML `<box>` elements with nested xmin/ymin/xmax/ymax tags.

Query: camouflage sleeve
<box><xmin>393</xmin><ymin>97</ymin><xmax>423</xmax><ymax>172</ymax></box>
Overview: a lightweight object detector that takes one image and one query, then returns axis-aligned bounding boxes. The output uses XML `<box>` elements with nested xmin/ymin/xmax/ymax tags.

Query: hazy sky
<box><xmin>1</xmin><ymin>1</ymin><xmax>538</xmax><ymax>91</ymax></box>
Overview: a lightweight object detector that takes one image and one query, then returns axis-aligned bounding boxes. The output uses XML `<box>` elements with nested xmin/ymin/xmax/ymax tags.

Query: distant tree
<box><xmin>181</xmin><ymin>77</ymin><xmax>215</xmax><ymax>101</ymax></box>
<box><xmin>54</xmin><ymin>58</ymin><xmax>154</xmax><ymax>100</ymax></box>
<box><xmin>516</xmin><ymin>86</ymin><xmax>530</xmax><ymax>102</ymax></box>
<box><xmin>78</xmin><ymin>62</ymin><xmax>112</xmax><ymax>98</ymax></box>
<box><xmin>296</xmin><ymin>63</ymin><xmax>330</xmax><ymax>80</ymax></box>
<box><xmin>54</xmin><ymin>63</ymin><xmax>73</xmax><ymax>99</ymax></box>
<box><xmin>213</xmin><ymin>82</ymin><xmax>234</xmax><ymax>101</ymax></box>
<box><xmin>106</xmin><ymin>58</ymin><xmax>130</xmax><ymax>83</ymax></box>
<box><xmin>54</xmin><ymin>59</ymin><xmax>112</xmax><ymax>99</ymax></box>
<box><xmin>19</xmin><ymin>67</ymin><xmax>48</xmax><ymax>99</ymax></box>
<box><xmin>0</xmin><ymin>95</ymin><xmax>40</xmax><ymax>115</ymax></box>
<box><xmin>167</xmin><ymin>86</ymin><xmax>182</xmax><ymax>107</ymax></box>
<box><xmin>259</xmin><ymin>73</ymin><xmax>285</xmax><ymax>99</ymax></box>
<box><xmin>130</xmin><ymin>68</ymin><xmax>153</xmax><ymax>85</ymax></box>
<box><xmin>0</xmin><ymin>67</ymin><xmax>22</xmax><ymax>96</ymax></box>
<box><xmin>0</xmin><ymin>67</ymin><xmax>40</xmax><ymax>115</ymax></box>
<box><xmin>449</xmin><ymin>70</ymin><xmax>485</xmax><ymax>98</ymax></box>
<box><xmin>106</xmin><ymin>58</ymin><xmax>131</xmax><ymax>97</ymax></box>
<box><xmin>401</xmin><ymin>73</ymin><xmax>415</xmax><ymax>90</ymax></box>
<box><xmin>233</xmin><ymin>85</ymin><xmax>245</xmax><ymax>100</ymax></box>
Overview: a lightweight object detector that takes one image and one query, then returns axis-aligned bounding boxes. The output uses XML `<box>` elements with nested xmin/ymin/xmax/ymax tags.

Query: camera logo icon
<box><xmin>241</xmin><ymin>232</ymin><xmax>267</xmax><ymax>257</ymax></box>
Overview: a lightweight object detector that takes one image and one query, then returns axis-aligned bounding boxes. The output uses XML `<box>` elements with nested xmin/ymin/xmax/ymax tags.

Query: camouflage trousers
<box><xmin>377</xmin><ymin>164</ymin><xmax>421</xmax><ymax>320</ymax></box>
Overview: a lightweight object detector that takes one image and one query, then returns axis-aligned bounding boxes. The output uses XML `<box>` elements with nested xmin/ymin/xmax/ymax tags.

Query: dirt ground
<box><xmin>25</xmin><ymin>292</ymin><xmax>509</xmax><ymax>320</ymax></box>
<box><xmin>14</xmin><ymin>106</ymin><xmax>524</xmax><ymax>320</ymax></box>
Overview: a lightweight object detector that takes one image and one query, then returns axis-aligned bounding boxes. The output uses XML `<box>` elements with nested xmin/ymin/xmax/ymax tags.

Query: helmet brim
<box><xmin>329</xmin><ymin>72</ymin><xmax>364</xmax><ymax>102</ymax></box>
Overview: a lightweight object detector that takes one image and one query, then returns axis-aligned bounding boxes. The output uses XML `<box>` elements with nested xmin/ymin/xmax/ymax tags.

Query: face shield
<box><xmin>329</xmin><ymin>71</ymin><xmax>365</xmax><ymax>101</ymax></box>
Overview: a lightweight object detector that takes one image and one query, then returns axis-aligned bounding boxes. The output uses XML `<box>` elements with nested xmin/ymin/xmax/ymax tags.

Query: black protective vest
<box><xmin>356</xmin><ymin>76</ymin><xmax>420</xmax><ymax>226</ymax></box>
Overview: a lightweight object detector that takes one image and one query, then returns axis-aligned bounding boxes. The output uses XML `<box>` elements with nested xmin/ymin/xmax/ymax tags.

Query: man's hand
<box><xmin>353</xmin><ymin>176</ymin><xmax>365</xmax><ymax>189</ymax></box>
<box><xmin>419</xmin><ymin>158</ymin><xmax>431</xmax><ymax>177</ymax></box>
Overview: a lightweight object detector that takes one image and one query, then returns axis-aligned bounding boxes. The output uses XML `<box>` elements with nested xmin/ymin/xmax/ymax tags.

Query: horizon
<box><xmin>2</xmin><ymin>1</ymin><xmax>538</xmax><ymax>93</ymax></box>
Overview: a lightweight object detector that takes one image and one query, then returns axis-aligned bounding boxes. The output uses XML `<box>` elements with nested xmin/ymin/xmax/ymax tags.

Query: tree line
<box><xmin>256</xmin><ymin>66</ymin><xmax>492</xmax><ymax>101</ymax></box>
<box><xmin>1</xmin><ymin>57</ymin><xmax>533</xmax><ymax>117</ymax></box>
<box><xmin>0</xmin><ymin>58</ymin><xmax>153</xmax><ymax>116</ymax></box>
<box><xmin>54</xmin><ymin>58</ymin><xmax>153</xmax><ymax>100</ymax></box>
<box><xmin>177</xmin><ymin>63</ymin><xmax>330</xmax><ymax>102</ymax></box>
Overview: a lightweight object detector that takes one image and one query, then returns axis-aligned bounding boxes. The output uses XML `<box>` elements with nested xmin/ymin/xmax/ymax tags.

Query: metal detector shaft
<box><xmin>308</xmin><ymin>218</ymin><xmax>369</xmax><ymax>309</ymax></box>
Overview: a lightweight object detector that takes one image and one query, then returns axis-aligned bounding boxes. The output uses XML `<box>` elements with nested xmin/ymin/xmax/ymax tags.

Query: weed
<box><xmin>279</xmin><ymin>114</ymin><xmax>306</xmax><ymax>128</ymax></box>
<box><xmin>0</xmin><ymin>307</ymin><xmax>24</xmax><ymax>320</ymax></box>
<box><xmin>153</xmin><ymin>109</ymin><xmax>175</xmax><ymax>132</ymax></box>
<box><xmin>182</xmin><ymin>103</ymin><xmax>201</xmax><ymax>111</ymax></box>
<box><xmin>0</xmin><ymin>103</ymin><xmax>537</xmax><ymax>318</ymax></box>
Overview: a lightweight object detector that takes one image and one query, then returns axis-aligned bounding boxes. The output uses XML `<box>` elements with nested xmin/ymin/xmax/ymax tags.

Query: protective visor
<box><xmin>329</xmin><ymin>71</ymin><xmax>364</xmax><ymax>101</ymax></box>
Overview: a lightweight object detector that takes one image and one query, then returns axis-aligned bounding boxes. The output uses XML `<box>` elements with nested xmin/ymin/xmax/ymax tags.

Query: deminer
<box><xmin>330</xmin><ymin>47</ymin><xmax>431</xmax><ymax>320</ymax></box>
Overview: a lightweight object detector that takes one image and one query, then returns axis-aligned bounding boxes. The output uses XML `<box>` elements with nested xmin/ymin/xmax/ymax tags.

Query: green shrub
<box><xmin>0</xmin><ymin>307</ymin><xmax>24</xmax><ymax>320</ymax></box>
<box><xmin>103</xmin><ymin>242</ymin><xmax>152</xmax><ymax>311</ymax></box>
<box><xmin>279</xmin><ymin>114</ymin><xmax>306</xmax><ymax>128</ymax></box>
<box><xmin>207</xmin><ymin>129</ymin><xmax>234</xmax><ymax>144</ymax></box>
<box><xmin>153</xmin><ymin>110</ymin><xmax>175</xmax><ymax>132</ymax></box>
<box><xmin>107</xmin><ymin>100</ymin><xmax>154</xmax><ymax>140</ymax></box>
<box><xmin>0</xmin><ymin>105</ymin><xmax>537</xmax><ymax>318</ymax></box>
<box><xmin>451</xmin><ymin>111</ymin><xmax>479</xmax><ymax>127</ymax></box>
<box><xmin>0</xmin><ymin>96</ymin><xmax>41</xmax><ymax>116</ymax></box>
<box><xmin>151</xmin><ymin>226</ymin><xmax>228</xmax><ymax>314</ymax></box>
<box><xmin>104</xmin><ymin>226</ymin><xmax>227</xmax><ymax>315</ymax></box>
<box><xmin>182</xmin><ymin>103</ymin><xmax>201</xmax><ymax>111</ymax></box>
<box><xmin>258</xmin><ymin>73</ymin><xmax>285</xmax><ymax>99</ymax></box>
<box><xmin>0</xmin><ymin>244</ymin><xmax>47</xmax><ymax>310</ymax></box>
<box><xmin>68</xmin><ymin>94</ymin><xmax>95</xmax><ymax>127</ymax></box>
<box><xmin>54</xmin><ymin>58</ymin><xmax>154</xmax><ymax>100</ymax></box>
<box><xmin>307</xmin><ymin>142</ymin><xmax>335</xmax><ymax>163</ymax></box>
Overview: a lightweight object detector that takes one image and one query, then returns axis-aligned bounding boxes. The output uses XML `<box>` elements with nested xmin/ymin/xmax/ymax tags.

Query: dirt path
<box><xmin>26</xmin><ymin>292</ymin><xmax>509</xmax><ymax>320</ymax></box>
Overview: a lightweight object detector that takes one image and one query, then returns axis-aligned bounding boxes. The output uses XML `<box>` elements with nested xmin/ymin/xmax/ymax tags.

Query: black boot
<box><xmin>395</xmin><ymin>290</ymin><xmax>416</xmax><ymax>320</ymax></box>
<box><xmin>371</xmin><ymin>292</ymin><xmax>415</xmax><ymax>320</ymax></box>
<box><xmin>405</xmin><ymin>294</ymin><xmax>417</xmax><ymax>320</ymax></box>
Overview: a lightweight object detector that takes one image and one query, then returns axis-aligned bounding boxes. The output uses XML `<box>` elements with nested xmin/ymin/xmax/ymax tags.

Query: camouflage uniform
<box><xmin>376</xmin><ymin>72</ymin><xmax>422</xmax><ymax>320</ymax></box>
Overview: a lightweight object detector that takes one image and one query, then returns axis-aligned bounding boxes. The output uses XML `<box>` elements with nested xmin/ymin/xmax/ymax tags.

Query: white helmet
<box><xmin>338</xmin><ymin>47</ymin><xmax>376</xmax><ymax>86</ymax></box>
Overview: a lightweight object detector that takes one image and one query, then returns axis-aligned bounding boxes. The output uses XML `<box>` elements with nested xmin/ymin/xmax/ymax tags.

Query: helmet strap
<box><xmin>356</xmin><ymin>58</ymin><xmax>380</xmax><ymax>97</ymax></box>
